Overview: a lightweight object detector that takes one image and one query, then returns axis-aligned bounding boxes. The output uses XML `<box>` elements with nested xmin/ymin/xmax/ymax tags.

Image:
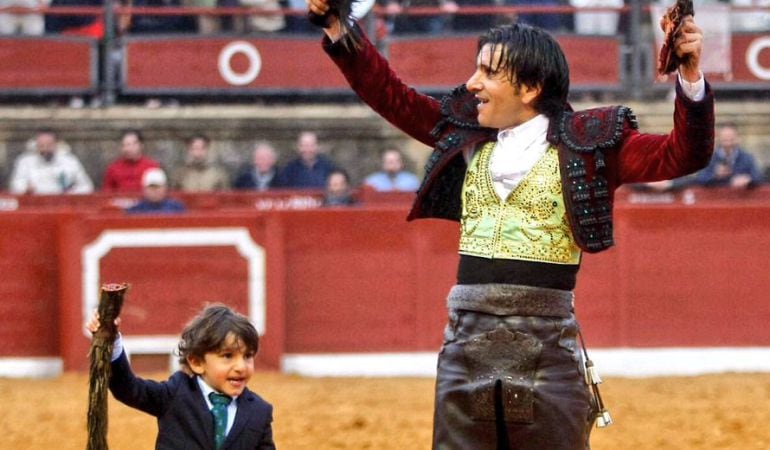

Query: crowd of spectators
<box><xmin>635</xmin><ymin>123</ymin><xmax>765</xmax><ymax>193</ymax></box>
<box><xmin>3</xmin><ymin>128</ymin><xmax>427</xmax><ymax>212</ymax></box>
<box><xmin>6</xmin><ymin>124</ymin><xmax>766</xmax><ymax>214</ymax></box>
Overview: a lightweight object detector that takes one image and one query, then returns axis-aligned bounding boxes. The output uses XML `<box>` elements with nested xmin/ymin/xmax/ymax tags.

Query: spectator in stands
<box><xmin>46</xmin><ymin>0</ymin><xmax>105</xmax><ymax>109</ymax></box>
<box><xmin>276</xmin><ymin>131</ymin><xmax>337</xmax><ymax>189</ymax></box>
<box><xmin>184</xmin><ymin>0</ymin><xmax>218</xmax><ymax>34</ymax></box>
<box><xmin>364</xmin><ymin>147</ymin><xmax>421</xmax><ymax>192</ymax></box>
<box><xmin>570</xmin><ymin>0</ymin><xmax>621</xmax><ymax>35</ymax></box>
<box><xmin>126</xmin><ymin>167</ymin><xmax>187</xmax><ymax>213</ymax></box>
<box><xmin>102</xmin><ymin>130</ymin><xmax>160</xmax><ymax>192</ymax></box>
<box><xmin>240</xmin><ymin>0</ymin><xmax>285</xmax><ymax>32</ymax></box>
<box><xmin>694</xmin><ymin>123</ymin><xmax>764</xmax><ymax>189</ymax></box>
<box><xmin>451</xmin><ymin>0</ymin><xmax>496</xmax><ymax>32</ymax></box>
<box><xmin>284</xmin><ymin>0</ymin><xmax>315</xmax><ymax>33</ymax></box>
<box><xmin>125</xmin><ymin>0</ymin><xmax>196</xmax><ymax>34</ymax></box>
<box><xmin>45</xmin><ymin>0</ymin><xmax>104</xmax><ymax>37</ymax></box>
<box><xmin>233</xmin><ymin>140</ymin><xmax>283</xmax><ymax>190</ymax></box>
<box><xmin>381</xmin><ymin>0</ymin><xmax>458</xmax><ymax>35</ymax></box>
<box><xmin>8</xmin><ymin>130</ymin><xmax>94</xmax><ymax>195</ymax></box>
<box><xmin>0</xmin><ymin>0</ymin><xmax>45</xmax><ymax>35</ymax></box>
<box><xmin>503</xmin><ymin>0</ymin><xmax>569</xmax><ymax>32</ymax></box>
<box><xmin>171</xmin><ymin>134</ymin><xmax>230</xmax><ymax>191</ymax></box>
<box><xmin>322</xmin><ymin>168</ymin><xmax>357</xmax><ymax>206</ymax></box>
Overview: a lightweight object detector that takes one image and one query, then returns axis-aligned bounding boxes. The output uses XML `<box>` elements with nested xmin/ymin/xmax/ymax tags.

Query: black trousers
<box><xmin>432</xmin><ymin>284</ymin><xmax>596</xmax><ymax>450</ymax></box>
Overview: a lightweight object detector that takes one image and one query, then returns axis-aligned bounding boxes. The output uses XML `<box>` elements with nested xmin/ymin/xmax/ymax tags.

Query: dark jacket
<box><xmin>276</xmin><ymin>154</ymin><xmax>337</xmax><ymax>189</ymax></box>
<box><xmin>695</xmin><ymin>147</ymin><xmax>764</xmax><ymax>187</ymax></box>
<box><xmin>233</xmin><ymin>168</ymin><xmax>282</xmax><ymax>191</ymax></box>
<box><xmin>109</xmin><ymin>352</ymin><xmax>275</xmax><ymax>450</ymax></box>
<box><xmin>324</xmin><ymin>25</ymin><xmax>715</xmax><ymax>253</ymax></box>
<box><xmin>126</xmin><ymin>198</ymin><xmax>187</xmax><ymax>214</ymax></box>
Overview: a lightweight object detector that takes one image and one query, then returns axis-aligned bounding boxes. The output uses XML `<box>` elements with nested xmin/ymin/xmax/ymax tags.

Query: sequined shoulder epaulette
<box><xmin>412</xmin><ymin>85</ymin><xmax>497</xmax><ymax>222</ymax></box>
<box><xmin>552</xmin><ymin>106</ymin><xmax>638</xmax><ymax>154</ymax></box>
<box><xmin>553</xmin><ymin>106</ymin><xmax>637</xmax><ymax>253</ymax></box>
<box><xmin>430</xmin><ymin>85</ymin><xmax>487</xmax><ymax>139</ymax></box>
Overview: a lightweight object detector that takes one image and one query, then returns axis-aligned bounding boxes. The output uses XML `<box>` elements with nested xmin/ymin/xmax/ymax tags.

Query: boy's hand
<box><xmin>85</xmin><ymin>310</ymin><xmax>121</xmax><ymax>336</ymax></box>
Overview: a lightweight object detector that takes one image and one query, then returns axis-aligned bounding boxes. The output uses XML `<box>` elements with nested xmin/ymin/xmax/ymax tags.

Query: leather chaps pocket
<box><xmin>462</xmin><ymin>327</ymin><xmax>543</xmax><ymax>424</ymax></box>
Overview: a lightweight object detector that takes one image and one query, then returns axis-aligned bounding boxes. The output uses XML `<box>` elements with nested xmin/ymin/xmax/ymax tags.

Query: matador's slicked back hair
<box><xmin>478</xmin><ymin>23</ymin><xmax>570</xmax><ymax>118</ymax></box>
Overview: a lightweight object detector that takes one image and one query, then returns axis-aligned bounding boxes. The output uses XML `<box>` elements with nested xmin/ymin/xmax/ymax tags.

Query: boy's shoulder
<box><xmin>238</xmin><ymin>387</ymin><xmax>273</xmax><ymax>411</ymax></box>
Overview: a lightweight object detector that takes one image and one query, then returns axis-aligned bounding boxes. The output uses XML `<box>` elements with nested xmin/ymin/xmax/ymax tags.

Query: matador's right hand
<box><xmin>307</xmin><ymin>0</ymin><xmax>344</xmax><ymax>40</ymax></box>
<box><xmin>307</xmin><ymin>0</ymin><xmax>332</xmax><ymax>19</ymax></box>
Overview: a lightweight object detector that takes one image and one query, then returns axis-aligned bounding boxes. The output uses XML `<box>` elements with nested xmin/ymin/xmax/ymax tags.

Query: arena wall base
<box><xmin>0</xmin><ymin>358</ymin><xmax>63</xmax><ymax>378</ymax></box>
<box><xmin>5</xmin><ymin>347</ymin><xmax>770</xmax><ymax>378</ymax></box>
<box><xmin>281</xmin><ymin>347</ymin><xmax>770</xmax><ymax>378</ymax></box>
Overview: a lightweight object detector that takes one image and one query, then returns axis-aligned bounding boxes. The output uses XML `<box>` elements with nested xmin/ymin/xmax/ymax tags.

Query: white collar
<box><xmin>489</xmin><ymin>114</ymin><xmax>551</xmax><ymax>201</ymax></box>
<box><xmin>197</xmin><ymin>376</ymin><xmax>238</xmax><ymax>409</ymax></box>
<box><xmin>496</xmin><ymin>114</ymin><xmax>549</xmax><ymax>147</ymax></box>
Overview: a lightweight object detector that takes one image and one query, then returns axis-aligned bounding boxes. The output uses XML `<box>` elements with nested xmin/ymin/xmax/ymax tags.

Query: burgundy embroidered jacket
<box><xmin>323</xmin><ymin>26</ymin><xmax>714</xmax><ymax>253</ymax></box>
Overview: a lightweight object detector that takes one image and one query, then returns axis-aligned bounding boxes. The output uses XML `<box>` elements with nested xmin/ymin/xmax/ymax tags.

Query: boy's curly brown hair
<box><xmin>176</xmin><ymin>304</ymin><xmax>259</xmax><ymax>373</ymax></box>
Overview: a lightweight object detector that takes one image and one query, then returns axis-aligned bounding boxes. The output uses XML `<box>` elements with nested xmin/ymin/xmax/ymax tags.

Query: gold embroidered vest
<box><xmin>459</xmin><ymin>143</ymin><xmax>581</xmax><ymax>265</ymax></box>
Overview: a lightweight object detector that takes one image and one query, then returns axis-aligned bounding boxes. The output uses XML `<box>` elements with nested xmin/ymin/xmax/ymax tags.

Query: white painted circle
<box><xmin>218</xmin><ymin>41</ymin><xmax>262</xmax><ymax>86</ymax></box>
<box><xmin>746</xmin><ymin>36</ymin><xmax>770</xmax><ymax>81</ymax></box>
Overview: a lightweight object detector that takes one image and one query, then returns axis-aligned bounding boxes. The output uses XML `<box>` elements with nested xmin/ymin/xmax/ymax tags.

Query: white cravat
<box><xmin>489</xmin><ymin>114</ymin><xmax>550</xmax><ymax>201</ymax></box>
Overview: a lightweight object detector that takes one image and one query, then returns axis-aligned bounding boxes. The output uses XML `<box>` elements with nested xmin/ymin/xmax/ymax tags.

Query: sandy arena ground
<box><xmin>3</xmin><ymin>371</ymin><xmax>770</xmax><ymax>449</ymax></box>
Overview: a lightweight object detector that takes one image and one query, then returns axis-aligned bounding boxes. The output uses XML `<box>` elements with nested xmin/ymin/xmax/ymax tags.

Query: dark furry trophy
<box><xmin>657</xmin><ymin>0</ymin><xmax>695</xmax><ymax>75</ymax></box>
<box><xmin>308</xmin><ymin>0</ymin><xmax>362</xmax><ymax>50</ymax></box>
<box><xmin>87</xmin><ymin>283</ymin><xmax>129</xmax><ymax>450</ymax></box>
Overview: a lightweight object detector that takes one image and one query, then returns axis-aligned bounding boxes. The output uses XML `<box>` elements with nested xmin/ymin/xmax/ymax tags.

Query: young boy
<box><xmin>87</xmin><ymin>304</ymin><xmax>275</xmax><ymax>449</ymax></box>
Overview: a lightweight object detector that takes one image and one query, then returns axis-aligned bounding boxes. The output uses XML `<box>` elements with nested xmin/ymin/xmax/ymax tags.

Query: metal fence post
<box><xmin>101</xmin><ymin>0</ymin><xmax>118</xmax><ymax>106</ymax></box>
<box><xmin>628</xmin><ymin>0</ymin><xmax>645</xmax><ymax>99</ymax></box>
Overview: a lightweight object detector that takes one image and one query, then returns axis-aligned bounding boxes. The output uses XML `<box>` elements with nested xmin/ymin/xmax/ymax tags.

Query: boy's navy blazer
<box><xmin>110</xmin><ymin>351</ymin><xmax>275</xmax><ymax>449</ymax></box>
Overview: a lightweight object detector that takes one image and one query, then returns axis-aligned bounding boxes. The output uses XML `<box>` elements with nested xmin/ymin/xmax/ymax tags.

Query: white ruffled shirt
<box><xmin>488</xmin><ymin>114</ymin><xmax>550</xmax><ymax>201</ymax></box>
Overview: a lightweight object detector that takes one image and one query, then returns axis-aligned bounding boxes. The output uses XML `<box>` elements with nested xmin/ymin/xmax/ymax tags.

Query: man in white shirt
<box><xmin>8</xmin><ymin>130</ymin><xmax>94</xmax><ymax>195</ymax></box>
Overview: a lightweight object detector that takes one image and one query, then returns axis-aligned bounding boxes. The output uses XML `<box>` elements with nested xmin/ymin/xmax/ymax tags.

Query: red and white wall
<box><xmin>1</xmin><ymin>188</ymin><xmax>769</xmax><ymax>378</ymax></box>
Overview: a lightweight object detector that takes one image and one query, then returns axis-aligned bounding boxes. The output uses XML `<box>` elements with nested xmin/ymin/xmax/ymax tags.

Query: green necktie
<box><xmin>209</xmin><ymin>392</ymin><xmax>232</xmax><ymax>449</ymax></box>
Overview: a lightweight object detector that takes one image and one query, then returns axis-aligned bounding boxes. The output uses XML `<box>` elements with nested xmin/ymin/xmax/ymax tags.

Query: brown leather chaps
<box><xmin>432</xmin><ymin>284</ymin><xmax>596</xmax><ymax>450</ymax></box>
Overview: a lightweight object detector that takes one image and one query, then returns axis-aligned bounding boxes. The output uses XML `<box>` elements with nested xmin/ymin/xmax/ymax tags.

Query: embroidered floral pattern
<box><xmin>460</xmin><ymin>144</ymin><xmax>580</xmax><ymax>264</ymax></box>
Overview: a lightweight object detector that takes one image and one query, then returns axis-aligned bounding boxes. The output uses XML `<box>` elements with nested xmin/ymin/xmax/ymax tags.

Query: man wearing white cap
<box><xmin>126</xmin><ymin>168</ymin><xmax>186</xmax><ymax>214</ymax></box>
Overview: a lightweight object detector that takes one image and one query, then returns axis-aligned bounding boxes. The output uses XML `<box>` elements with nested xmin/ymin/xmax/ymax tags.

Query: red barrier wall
<box><xmin>0</xmin><ymin>31</ymin><xmax>767</xmax><ymax>94</ymax></box>
<box><xmin>0</xmin><ymin>188</ymin><xmax>768</xmax><ymax>372</ymax></box>
<box><xmin>0</xmin><ymin>38</ymin><xmax>96</xmax><ymax>90</ymax></box>
<box><xmin>123</xmin><ymin>37</ymin><xmax>350</xmax><ymax>91</ymax></box>
<box><xmin>0</xmin><ymin>211</ymin><xmax>62</xmax><ymax>356</ymax></box>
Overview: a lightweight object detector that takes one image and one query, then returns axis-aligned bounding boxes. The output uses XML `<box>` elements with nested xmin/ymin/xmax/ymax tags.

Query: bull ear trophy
<box><xmin>657</xmin><ymin>0</ymin><xmax>695</xmax><ymax>76</ymax></box>
<box><xmin>308</xmin><ymin>0</ymin><xmax>363</xmax><ymax>50</ymax></box>
<box><xmin>87</xmin><ymin>283</ymin><xmax>129</xmax><ymax>450</ymax></box>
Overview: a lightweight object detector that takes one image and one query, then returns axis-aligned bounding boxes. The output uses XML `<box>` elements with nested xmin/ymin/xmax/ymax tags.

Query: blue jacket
<box><xmin>126</xmin><ymin>198</ymin><xmax>187</xmax><ymax>214</ymax></box>
<box><xmin>109</xmin><ymin>352</ymin><xmax>275</xmax><ymax>450</ymax></box>
<box><xmin>695</xmin><ymin>147</ymin><xmax>764</xmax><ymax>187</ymax></box>
<box><xmin>276</xmin><ymin>155</ymin><xmax>337</xmax><ymax>189</ymax></box>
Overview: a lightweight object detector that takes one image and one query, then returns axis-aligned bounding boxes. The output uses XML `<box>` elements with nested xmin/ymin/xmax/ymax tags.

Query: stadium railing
<box><xmin>0</xmin><ymin>2</ymin><xmax>767</xmax><ymax>103</ymax></box>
